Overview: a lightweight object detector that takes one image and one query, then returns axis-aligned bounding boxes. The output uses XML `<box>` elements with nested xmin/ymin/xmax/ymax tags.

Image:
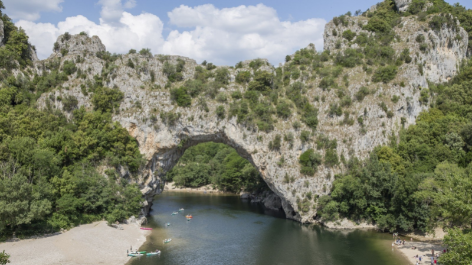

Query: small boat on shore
<box><xmin>172</xmin><ymin>211</ymin><xmax>178</xmax><ymax>215</ymax></box>
<box><xmin>164</xmin><ymin>238</ymin><xmax>172</xmax><ymax>244</ymax></box>
<box><xmin>146</xmin><ymin>251</ymin><xmax>161</xmax><ymax>256</ymax></box>
<box><xmin>140</xmin><ymin>227</ymin><xmax>152</xmax><ymax>230</ymax></box>
<box><xmin>128</xmin><ymin>251</ymin><xmax>146</xmax><ymax>257</ymax></box>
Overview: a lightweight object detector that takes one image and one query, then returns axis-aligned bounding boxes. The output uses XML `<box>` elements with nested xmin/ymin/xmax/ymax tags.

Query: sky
<box><xmin>4</xmin><ymin>0</ymin><xmax>472</xmax><ymax>65</ymax></box>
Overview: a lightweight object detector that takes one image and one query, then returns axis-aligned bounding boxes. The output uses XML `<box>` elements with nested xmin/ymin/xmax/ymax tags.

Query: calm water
<box><xmin>128</xmin><ymin>192</ymin><xmax>408</xmax><ymax>265</ymax></box>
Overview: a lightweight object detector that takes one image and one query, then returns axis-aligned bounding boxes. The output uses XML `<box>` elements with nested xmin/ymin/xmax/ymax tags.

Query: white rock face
<box><xmin>34</xmin><ymin>12</ymin><xmax>468</xmax><ymax>223</ymax></box>
<box><xmin>0</xmin><ymin>20</ymin><xmax>4</xmax><ymax>46</ymax></box>
<box><xmin>395</xmin><ymin>0</ymin><xmax>412</xmax><ymax>12</ymax></box>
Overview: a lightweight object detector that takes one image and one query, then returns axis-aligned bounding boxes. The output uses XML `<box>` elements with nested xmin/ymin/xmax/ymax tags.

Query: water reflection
<box><xmin>128</xmin><ymin>192</ymin><xmax>408</xmax><ymax>265</ymax></box>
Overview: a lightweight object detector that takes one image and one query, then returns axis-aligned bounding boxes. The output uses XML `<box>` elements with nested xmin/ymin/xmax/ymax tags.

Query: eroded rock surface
<box><xmin>33</xmin><ymin>12</ymin><xmax>468</xmax><ymax>223</ymax></box>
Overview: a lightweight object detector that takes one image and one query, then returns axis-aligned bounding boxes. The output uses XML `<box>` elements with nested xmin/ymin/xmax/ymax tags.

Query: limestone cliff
<box><xmin>31</xmin><ymin>5</ymin><xmax>468</xmax><ymax>223</ymax></box>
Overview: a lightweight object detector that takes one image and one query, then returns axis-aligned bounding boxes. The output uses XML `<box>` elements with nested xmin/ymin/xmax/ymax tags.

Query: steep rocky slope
<box><xmin>25</xmin><ymin>2</ymin><xmax>469</xmax><ymax>223</ymax></box>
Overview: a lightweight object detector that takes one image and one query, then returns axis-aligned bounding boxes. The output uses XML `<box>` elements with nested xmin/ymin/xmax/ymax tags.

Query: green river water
<box><xmin>128</xmin><ymin>192</ymin><xmax>408</xmax><ymax>265</ymax></box>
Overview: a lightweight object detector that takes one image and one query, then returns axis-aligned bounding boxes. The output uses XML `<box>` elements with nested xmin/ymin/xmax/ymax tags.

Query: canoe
<box><xmin>185</xmin><ymin>215</ymin><xmax>193</xmax><ymax>219</ymax></box>
<box><xmin>140</xmin><ymin>227</ymin><xmax>152</xmax><ymax>230</ymax></box>
<box><xmin>147</xmin><ymin>251</ymin><xmax>161</xmax><ymax>256</ymax></box>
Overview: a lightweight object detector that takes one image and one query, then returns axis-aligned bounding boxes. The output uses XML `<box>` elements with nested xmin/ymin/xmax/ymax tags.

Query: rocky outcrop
<box><xmin>394</xmin><ymin>0</ymin><xmax>412</xmax><ymax>12</ymax></box>
<box><xmin>0</xmin><ymin>20</ymin><xmax>4</xmax><ymax>46</ymax></box>
<box><xmin>51</xmin><ymin>34</ymin><xmax>106</xmax><ymax>58</ymax></box>
<box><xmin>32</xmin><ymin>9</ymin><xmax>469</xmax><ymax>224</ymax></box>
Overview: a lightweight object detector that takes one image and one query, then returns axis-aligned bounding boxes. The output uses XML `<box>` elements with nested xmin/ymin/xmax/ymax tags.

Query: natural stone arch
<box><xmin>35</xmin><ymin>22</ymin><xmax>468</xmax><ymax>223</ymax></box>
<box><xmin>128</xmin><ymin>121</ymin><xmax>306</xmax><ymax>222</ymax></box>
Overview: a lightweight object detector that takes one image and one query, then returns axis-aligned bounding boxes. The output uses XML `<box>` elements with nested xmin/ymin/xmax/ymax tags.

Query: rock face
<box><xmin>0</xmin><ymin>20</ymin><xmax>4</xmax><ymax>46</ymax></box>
<box><xmin>394</xmin><ymin>0</ymin><xmax>412</xmax><ymax>12</ymax></box>
<box><xmin>33</xmin><ymin>11</ymin><xmax>468</xmax><ymax>223</ymax></box>
<box><xmin>51</xmin><ymin>34</ymin><xmax>106</xmax><ymax>58</ymax></box>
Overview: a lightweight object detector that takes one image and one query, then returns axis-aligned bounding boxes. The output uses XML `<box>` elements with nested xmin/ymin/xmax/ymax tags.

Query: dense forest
<box><xmin>167</xmin><ymin>142</ymin><xmax>267</xmax><ymax>193</ymax></box>
<box><xmin>0</xmin><ymin>3</ymin><xmax>144</xmax><ymax>239</ymax></box>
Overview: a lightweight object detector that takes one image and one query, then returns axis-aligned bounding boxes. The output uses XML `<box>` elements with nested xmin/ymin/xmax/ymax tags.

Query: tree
<box><xmin>440</xmin><ymin>229</ymin><xmax>472</xmax><ymax>265</ymax></box>
<box><xmin>91</xmin><ymin>87</ymin><xmax>124</xmax><ymax>112</ymax></box>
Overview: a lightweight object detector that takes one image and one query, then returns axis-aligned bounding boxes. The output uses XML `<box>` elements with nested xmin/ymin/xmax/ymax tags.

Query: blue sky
<box><xmin>4</xmin><ymin>0</ymin><xmax>472</xmax><ymax>65</ymax></box>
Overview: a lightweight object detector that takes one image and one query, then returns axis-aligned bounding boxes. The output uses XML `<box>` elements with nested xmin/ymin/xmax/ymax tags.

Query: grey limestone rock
<box><xmin>0</xmin><ymin>20</ymin><xmax>4</xmax><ymax>47</ymax></box>
<box><xmin>32</xmin><ymin>14</ymin><xmax>469</xmax><ymax>223</ymax></box>
<box><xmin>395</xmin><ymin>0</ymin><xmax>412</xmax><ymax>12</ymax></box>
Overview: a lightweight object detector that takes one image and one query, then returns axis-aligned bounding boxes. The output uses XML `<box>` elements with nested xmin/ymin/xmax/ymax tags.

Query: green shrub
<box><xmin>231</xmin><ymin>91</ymin><xmax>242</xmax><ymax>99</ymax></box>
<box><xmin>139</xmin><ymin>48</ymin><xmax>152</xmax><ymax>57</ymax></box>
<box><xmin>299</xmin><ymin>149</ymin><xmax>322</xmax><ymax>176</ymax></box>
<box><xmin>62</xmin><ymin>60</ymin><xmax>77</xmax><ymax>75</ymax></box>
<box><xmin>324</xmin><ymin>148</ymin><xmax>339</xmax><ymax>167</ymax></box>
<box><xmin>372</xmin><ymin>65</ymin><xmax>397</xmax><ymax>83</ymax></box>
<box><xmin>276</xmin><ymin>100</ymin><xmax>292</xmax><ymax>119</ymax></box>
<box><xmin>160</xmin><ymin>111</ymin><xmax>181</xmax><ymax>126</ymax></box>
<box><xmin>335</xmin><ymin>48</ymin><xmax>363</xmax><ymax>68</ymax></box>
<box><xmin>355</xmin><ymin>86</ymin><xmax>370</xmax><ymax>101</ymax></box>
<box><xmin>216</xmin><ymin>105</ymin><xmax>225</xmax><ymax>119</ymax></box>
<box><xmin>170</xmin><ymin>87</ymin><xmax>192</xmax><ymax>107</ymax></box>
<box><xmin>391</xmin><ymin>95</ymin><xmax>400</xmax><ymax>103</ymax></box>
<box><xmin>248</xmin><ymin>71</ymin><xmax>273</xmax><ymax>93</ymax></box>
<box><xmin>342</xmin><ymin>30</ymin><xmax>357</xmax><ymax>41</ymax></box>
<box><xmin>415</xmin><ymin>34</ymin><xmax>425</xmax><ymax>43</ymax></box>
<box><xmin>236</xmin><ymin>71</ymin><xmax>251</xmax><ymax>84</ymax></box>
<box><xmin>92</xmin><ymin>86</ymin><xmax>124</xmax><ymax>112</ymax></box>
<box><xmin>269</xmin><ymin>135</ymin><xmax>282</xmax><ymax>150</ymax></box>
<box><xmin>300</xmin><ymin>130</ymin><xmax>311</xmax><ymax>143</ymax></box>
<box><xmin>62</xmin><ymin>95</ymin><xmax>78</xmax><ymax>112</ymax></box>
<box><xmin>215</xmin><ymin>68</ymin><xmax>230</xmax><ymax>84</ymax></box>
<box><xmin>329</xmin><ymin>103</ymin><xmax>343</xmax><ymax>117</ymax></box>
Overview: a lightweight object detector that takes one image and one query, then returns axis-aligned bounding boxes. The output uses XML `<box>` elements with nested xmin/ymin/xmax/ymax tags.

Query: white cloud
<box><xmin>15</xmin><ymin>3</ymin><xmax>326</xmax><ymax>65</ymax></box>
<box><xmin>3</xmin><ymin>0</ymin><xmax>63</xmax><ymax>21</ymax></box>
<box><xmin>163</xmin><ymin>4</ymin><xmax>326</xmax><ymax>65</ymax></box>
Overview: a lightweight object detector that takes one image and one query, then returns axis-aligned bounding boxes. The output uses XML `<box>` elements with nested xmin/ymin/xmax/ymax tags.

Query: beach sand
<box><xmin>394</xmin><ymin>240</ymin><xmax>444</xmax><ymax>264</ymax></box>
<box><xmin>0</xmin><ymin>221</ymin><xmax>150</xmax><ymax>265</ymax></box>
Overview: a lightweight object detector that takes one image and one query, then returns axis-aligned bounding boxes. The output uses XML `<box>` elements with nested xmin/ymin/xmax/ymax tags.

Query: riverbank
<box><xmin>0</xmin><ymin>221</ymin><xmax>150</xmax><ymax>265</ymax></box>
<box><xmin>164</xmin><ymin>182</ymin><xmax>225</xmax><ymax>193</ymax></box>
<box><xmin>394</xmin><ymin>240</ymin><xmax>444</xmax><ymax>264</ymax></box>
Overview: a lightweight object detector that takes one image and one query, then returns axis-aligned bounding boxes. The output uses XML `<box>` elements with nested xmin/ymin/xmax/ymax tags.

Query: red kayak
<box><xmin>140</xmin><ymin>227</ymin><xmax>153</xmax><ymax>230</ymax></box>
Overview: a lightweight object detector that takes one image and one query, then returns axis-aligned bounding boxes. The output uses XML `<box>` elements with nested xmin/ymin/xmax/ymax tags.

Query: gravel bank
<box><xmin>0</xmin><ymin>221</ymin><xmax>150</xmax><ymax>265</ymax></box>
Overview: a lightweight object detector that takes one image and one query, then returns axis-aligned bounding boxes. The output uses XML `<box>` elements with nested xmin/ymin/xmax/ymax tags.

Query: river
<box><xmin>128</xmin><ymin>192</ymin><xmax>408</xmax><ymax>265</ymax></box>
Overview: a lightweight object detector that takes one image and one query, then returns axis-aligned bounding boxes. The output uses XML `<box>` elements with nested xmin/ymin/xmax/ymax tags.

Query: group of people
<box><xmin>413</xmin><ymin>248</ymin><xmax>447</xmax><ymax>264</ymax></box>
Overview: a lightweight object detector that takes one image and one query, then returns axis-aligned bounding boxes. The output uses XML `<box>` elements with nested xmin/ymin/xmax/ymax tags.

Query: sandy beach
<box><xmin>164</xmin><ymin>182</ymin><xmax>225</xmax><ymax>193</ymax></box>
<box><xmin>0</xmin><ymin>221</ymin><xmax>150</xmax><ymax>265</ymax></box>
<box><xmin>393</xmin><ymin>240</ymin><xmax>444</xmax><ymax>264</ymax></box>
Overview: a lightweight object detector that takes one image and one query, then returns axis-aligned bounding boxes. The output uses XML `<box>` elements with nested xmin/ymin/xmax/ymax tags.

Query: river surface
<box><xmin>128</xmin><ymin>192</ymin><xmax>408</xmax><ymax>265</ymax></box>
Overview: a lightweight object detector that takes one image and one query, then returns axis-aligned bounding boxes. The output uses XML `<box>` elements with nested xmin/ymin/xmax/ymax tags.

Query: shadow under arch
<box><xmin>145</xmin><ymin>131</ymin><xmax>300</xmax><ymax>222</ymax></box>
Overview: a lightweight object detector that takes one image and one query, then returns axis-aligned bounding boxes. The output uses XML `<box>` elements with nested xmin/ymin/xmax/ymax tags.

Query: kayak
<box><xmin>179</xmin><ymin>208</ymin><xmax>184</xmax><ymax>211</ymax></box>
<box><xmin>130</xmin><ymin>251</ymin><xmax>146</xmax><ymax>254</ymax></box>
<box><xmin>140</xmin><ymin>227</ymin><xmax>152</xmax><ymax>230</ymax></box>
<box><xmin>147</xmin><ymin>251</ymin><xmax>161</xmax><ymax>256</ymax></box>
<box><xmin>172</xmin><ymin>212</ymin><xmax>178</xmax><ymax>215</ymax></box>
<box><xmin>128</xmin><ymin>253</ymin><xmax>143</xmax><ymax>257</ymax></box>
